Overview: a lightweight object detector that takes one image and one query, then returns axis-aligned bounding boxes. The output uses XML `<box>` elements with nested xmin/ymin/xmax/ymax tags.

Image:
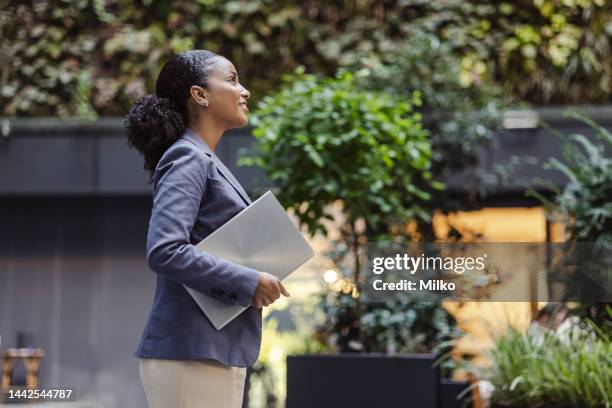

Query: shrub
<box><xmin>529</xmin><ymin>112</ymin><xmax>612</xmax><ymax>326</ymax></box>
<box><xmin>483</xmin><ymin>318</ymin><xmax>612</xmax><ymax>408</ymax></box>
<box><xmin>242</xmin><ymin>67</ymin><xmax>435</xmax><ymax>240</ymax></box>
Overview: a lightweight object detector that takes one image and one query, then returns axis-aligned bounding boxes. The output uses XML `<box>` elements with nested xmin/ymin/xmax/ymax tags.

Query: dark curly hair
<box><xmin>124</xmin><ymin>49</ymin><xmax>220</xmax><ymax>182</ymax></box>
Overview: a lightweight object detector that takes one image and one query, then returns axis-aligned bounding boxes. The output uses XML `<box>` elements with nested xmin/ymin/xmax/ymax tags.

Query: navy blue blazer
<box><xmin>135</xmin><ymin>127</ymin><xmax>262</xmax><ymax>367</ymax></box>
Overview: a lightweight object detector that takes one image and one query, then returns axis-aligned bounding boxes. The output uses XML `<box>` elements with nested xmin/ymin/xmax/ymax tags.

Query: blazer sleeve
<box><xmin>146</xmin><ymin>143</ymin><xmax>260</xmax><ymax>307</ymax></box>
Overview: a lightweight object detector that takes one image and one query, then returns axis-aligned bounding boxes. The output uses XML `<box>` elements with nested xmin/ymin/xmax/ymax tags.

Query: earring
<box><xmin>202</xmin><ymin>101</ymin><xmax>208</xmax><ymax>108</ymax></box>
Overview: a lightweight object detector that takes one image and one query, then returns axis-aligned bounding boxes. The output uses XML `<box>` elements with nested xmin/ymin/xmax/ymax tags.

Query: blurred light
<box><xmin>323</xmin><ymin>269</ymin><xmax>338</xmax><ymax>284</ymax></box>
<box><xmin>270</xmin><ymin>346</ymin><xmax>284</xmax><ymax>362</ymax></box>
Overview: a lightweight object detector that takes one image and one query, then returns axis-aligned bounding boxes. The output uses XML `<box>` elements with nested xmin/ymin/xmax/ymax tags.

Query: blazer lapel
<box><xmin>182</xmin><ymin>128</ymin><xmax>252</xmax><ymax>206</ymax></box>
<box><xmin>209</xmin><ymin>155</ymin><xmax>253</xmax><ymax>205</ymax></box>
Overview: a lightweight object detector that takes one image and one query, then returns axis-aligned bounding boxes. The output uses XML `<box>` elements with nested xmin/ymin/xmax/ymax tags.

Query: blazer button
<box><xmin>228</xmin><ymin>292</ymin><xmax>237</xmax><ymax>301</ymax></box>
<box><xmin>211</xmin><ymin>288</ymin><xmax>224</xmax><ymax>297</ymax></box>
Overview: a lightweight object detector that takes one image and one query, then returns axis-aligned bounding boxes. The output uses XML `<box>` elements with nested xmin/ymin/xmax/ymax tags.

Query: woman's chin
<box><xmin>237</xmin><ymin>115</ymin><xmax>249</xmax><ymax>127</ymax></box>
<box><xmin>226</xmin><ymin>112</ymin><xmax>249</xmax><ymax>129</ymax></box>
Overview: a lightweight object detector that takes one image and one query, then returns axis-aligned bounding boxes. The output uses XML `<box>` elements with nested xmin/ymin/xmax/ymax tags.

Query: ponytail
<box><xmin>124</xmin><ymin>49</ymin><xmax>220</xmax><ymax>182</ymax></box>
<box><xmin>124</xmin><ymin>95</ymin><xmax>184</xmax><ymax>182</ymax></box>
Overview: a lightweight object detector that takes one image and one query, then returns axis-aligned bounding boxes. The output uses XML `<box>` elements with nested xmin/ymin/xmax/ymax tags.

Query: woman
<box><xmin>124</xmin><ymin>49</ymin><xmax>289</xmax><ymax>408</ymax></box>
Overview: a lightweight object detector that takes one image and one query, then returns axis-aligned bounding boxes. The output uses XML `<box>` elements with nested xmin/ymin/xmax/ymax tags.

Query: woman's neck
<box><xmin>187</xmin><ymin>121</ymin><xmax>225</xmax><ymax>152</ymax></box>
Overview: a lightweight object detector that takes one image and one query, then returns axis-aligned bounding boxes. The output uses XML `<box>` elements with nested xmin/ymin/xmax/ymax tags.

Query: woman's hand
<box><xmin>252</xmin><ymin>272</ymin><xmax>290</xmax><ymax>308</ymax></box>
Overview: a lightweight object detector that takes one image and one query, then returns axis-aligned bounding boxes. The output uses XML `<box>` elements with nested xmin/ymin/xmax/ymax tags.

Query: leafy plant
<box><xmin>2</xmin><ymin>1</ymin><xmax>609</xmax><ymax>117</ymax></box>
<box><xmin>479</xmin><ymin>315</ymin><xmax>612</xmax><ymax>408</ymax></box>
<box><xmin>240</xmin><ymin>67</ymin><xmax>454</xmax><ymax>363</ymax></box>
<box><xmin>528</xmin><ymin>111</ymin><xmax>611</xmax><ymax>326</ymax></box>
<box><xmin>241</xmin><ymin>67</ymin><xmax>435</xmax><ymax>241</ymax></box>
<box><xmin>241</xmin><ymin>67</ymin><xmax>438</xmax><ymax>346</ymax></box>
<box><xmin>532</xmin><ymin>112</ymin><xmax>612</xmax><ymax>244</ymax></box>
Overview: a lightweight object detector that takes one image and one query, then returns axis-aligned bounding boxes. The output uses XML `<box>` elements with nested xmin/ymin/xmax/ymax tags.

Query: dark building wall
<box><xmin>0</xmin><ymin>197</ymin><xmax>153</xmax><ymax>407</ymax></box>
<box><xmin>0</xmin><ymin>122</ymin><xmax>268</xmax><ymax>196</ymax></box>
<box><xmin>0</xmin><ymin>108</ymin><xmax>610</xmax><ymax>199</ymax></box>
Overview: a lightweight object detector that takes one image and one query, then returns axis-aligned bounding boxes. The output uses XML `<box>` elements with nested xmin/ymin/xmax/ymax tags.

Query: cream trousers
<box><xmin>139</xmin><ymin>358</ymin><xmax>247</xmax><ymax>408</ymax></box>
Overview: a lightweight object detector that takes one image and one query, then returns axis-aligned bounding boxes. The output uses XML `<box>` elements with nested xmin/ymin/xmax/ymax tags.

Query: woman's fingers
<box><xmin>253</xmin><ymin>293</ymin><xmax>270</xmax><ymax>309</ymax></box>
<box><xmin>279</xmin><ymin>282</ymin><xmax>290</xmax><ymax>297</ymax></box>
<box><xmin>274</xmin><ymin>280</ymin><xmax>282</xmax><ymax>298</ymax></box>
<box><xmin>251</xmin><ymin>276</ymin><xmax>290</xmax><ymax>309</ymax></box>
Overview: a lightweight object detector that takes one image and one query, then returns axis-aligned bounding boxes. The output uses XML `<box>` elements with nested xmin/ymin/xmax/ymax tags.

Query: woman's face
<box><xmin>202</xmin><ymin>57</ymin><xmax>250</xmax><ymax>129</ymax></box>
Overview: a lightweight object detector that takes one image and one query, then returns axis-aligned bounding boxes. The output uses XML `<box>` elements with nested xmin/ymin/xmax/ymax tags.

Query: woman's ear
<box><xmin>190</xmin><ymin>85</ymin><xmax>209</xmax><ymax>108</ymax></box>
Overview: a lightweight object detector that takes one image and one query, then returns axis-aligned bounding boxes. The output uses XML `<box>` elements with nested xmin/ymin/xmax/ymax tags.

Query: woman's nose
<box><xmin>240</xmin><ymin>86</ymin><xmax>250</xmax><ymax>100</ymax></box>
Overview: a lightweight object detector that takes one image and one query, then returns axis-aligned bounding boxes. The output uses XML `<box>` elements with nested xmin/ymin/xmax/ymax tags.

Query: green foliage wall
<box><xmin>1</xmin><ymin>0</ymin><xmax>610</xmax><ymax>118</ymax></box>
<box><xmin>1</xmin><ymin>0</ymin><xmax>324</xmax><ymax>117</ymax></box>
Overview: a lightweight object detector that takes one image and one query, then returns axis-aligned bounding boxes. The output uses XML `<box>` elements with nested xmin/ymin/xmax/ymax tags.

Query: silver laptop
<box><xmin>183</xmin><ymin>191</ymin><xmax>315</xmax><ymax>330</ymax></box>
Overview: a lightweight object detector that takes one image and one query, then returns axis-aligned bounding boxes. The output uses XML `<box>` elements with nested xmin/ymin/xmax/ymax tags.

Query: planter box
<box><xmin>286</xmin><ymin>353</ymin><xmax>439</xmax><ymax>408</ymax></box>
